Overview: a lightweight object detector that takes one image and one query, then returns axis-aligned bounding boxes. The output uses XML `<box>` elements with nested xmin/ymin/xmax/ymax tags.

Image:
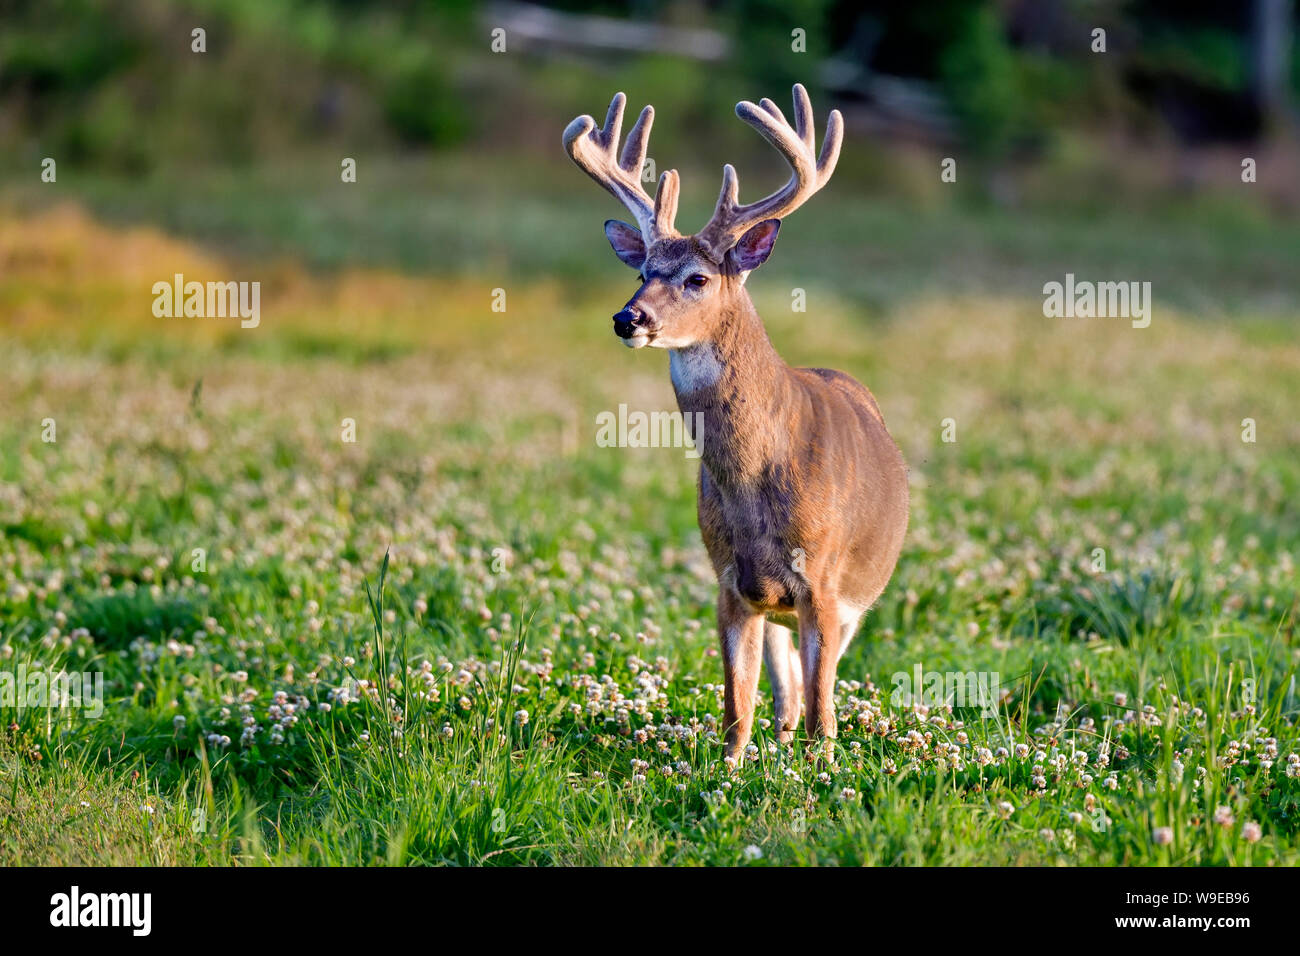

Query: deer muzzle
<box><xmin>612</xmin><ymin>306</ymin><xmax>656</xmax><ymax>348</ymax></box>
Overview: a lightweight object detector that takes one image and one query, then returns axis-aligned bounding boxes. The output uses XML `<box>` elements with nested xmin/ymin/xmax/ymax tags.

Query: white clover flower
<box><xmin>1152</xmin><ymin>826</ymin><xmax>1174</xmax><ymax>846</ymax></box>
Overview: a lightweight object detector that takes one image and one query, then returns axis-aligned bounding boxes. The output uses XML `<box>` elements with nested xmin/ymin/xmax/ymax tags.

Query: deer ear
<box><xmin>604</xmin><ymin>219</ymin><xmax>647</xmax><ymax>269</ymax></box>
<box><xmin>729</xmin><ymin>219</ymin><xmax>781</xmax><ymax>272</ymax></box>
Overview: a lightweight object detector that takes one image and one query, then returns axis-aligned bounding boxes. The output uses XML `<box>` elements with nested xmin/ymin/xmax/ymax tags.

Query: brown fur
<box><xmin>662</xmin><ymin>274</ymin><xmax>908</xmax><ymax>756</ymax></box>
<box><xmin>565</xmin><ymin>87</ymin><xmax>909</xmax><ymax>760</ymax></box>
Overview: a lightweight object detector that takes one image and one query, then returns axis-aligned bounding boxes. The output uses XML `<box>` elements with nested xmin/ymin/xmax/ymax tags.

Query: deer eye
<box><xmin>686</xmin><ymin>274</ymin><xmax>709</xmax><ymax>288</ymax></box>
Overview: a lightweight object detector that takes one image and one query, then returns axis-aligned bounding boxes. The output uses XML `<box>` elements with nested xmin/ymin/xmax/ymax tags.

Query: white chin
<box><xmin>622</xmin><ymin>334</ymin><xmax>650</xmax><ymax>349</ymax></box>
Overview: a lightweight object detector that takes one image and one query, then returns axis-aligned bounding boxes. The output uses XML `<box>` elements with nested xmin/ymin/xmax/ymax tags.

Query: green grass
<box><xmin>1</xmin><ymin>192</ymin><xmax>1298</xmax><ymax>865</ymax></box>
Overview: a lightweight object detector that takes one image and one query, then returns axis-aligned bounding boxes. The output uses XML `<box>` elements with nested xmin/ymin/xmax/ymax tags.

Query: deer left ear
<box><xmin>729</xmin><ymin>219</ymin><xmax>781</xmax><ymax>273</ymax></box>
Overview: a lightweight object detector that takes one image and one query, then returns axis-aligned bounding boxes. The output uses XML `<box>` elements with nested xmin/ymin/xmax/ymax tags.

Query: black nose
<box><xmin>613</xmin><ymin>307</ymin><xmax>648</xmax><ymax>339</ymax></box>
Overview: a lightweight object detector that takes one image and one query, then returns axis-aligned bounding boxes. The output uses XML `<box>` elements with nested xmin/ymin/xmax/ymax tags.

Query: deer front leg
<box><xmin>798</xmin><ymin>593</ymin><xmax>842</xmax><ymax>743</ymax></box>
<box><xmin>718</xmin><ymin>587</ymin><xmax>764</xmax><ymax>763</ymax></box>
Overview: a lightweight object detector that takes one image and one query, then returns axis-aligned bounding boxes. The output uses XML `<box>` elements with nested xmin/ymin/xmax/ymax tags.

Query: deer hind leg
<box><xmin>799</xmin><ymin>594</ymin><xmax>843</xmax><ymax>743</ymax></box>
<box><xmin>719</xmin><ymin>588</ymin><xmax>765</xmax><ymax>763</ymax></box>
<box><xmin>762</xmin><ymin>621</ymin><xmax>802</xmax><ymax>743</ymax></box>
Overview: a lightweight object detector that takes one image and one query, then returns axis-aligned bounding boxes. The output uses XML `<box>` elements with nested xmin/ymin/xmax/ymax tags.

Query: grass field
<box><xmin>1</xmin><ymin>188</ymin><xmax>1298</xmax><ymax>865</ymax></box>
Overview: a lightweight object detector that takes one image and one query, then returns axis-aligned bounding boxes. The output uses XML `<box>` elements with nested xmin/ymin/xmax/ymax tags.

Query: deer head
<box><xmin>563</xmin><ymin>84</ymin><xmax>843</xmax><ymax>350</ymax></box>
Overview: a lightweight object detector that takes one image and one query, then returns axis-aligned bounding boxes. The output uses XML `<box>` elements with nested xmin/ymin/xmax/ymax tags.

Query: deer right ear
<box><xmin>604</xmin><ymin>220</ymin><xmax>647</xmax><ymax>269</ymax></box>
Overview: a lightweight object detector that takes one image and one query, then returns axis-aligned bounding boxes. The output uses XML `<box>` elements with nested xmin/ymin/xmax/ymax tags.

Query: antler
<box><xmin>563</xmin><ymin>93</ymin><xmax>680</xmax><ymax>243</ymax></box>
<box><xmin>697</xmin><ymin>83</ymin><xmax>842</xmax><ymax>256</ymax></box>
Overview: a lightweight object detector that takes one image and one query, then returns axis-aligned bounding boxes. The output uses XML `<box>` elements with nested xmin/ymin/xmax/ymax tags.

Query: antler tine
<box><xmin>620</xmin><ymin>105</ymin><xmax>653</xmax><ymax>177</ymax></box>
<box><xmin>699</xmin><ymin>83</ymin><xmax>843</xmax><ymax>256</ymax></box>
<box><xmin>563</xmin><ymin>93</ymin><xmax>678</xmax><ymax>242</ymax></box>
<box><xmin>790</xmin><ymin>84</ymin><xmax>816</xmax><ymax>151</ymax></box>
<box><xmin>653</xmin><ymin>170</ymin><xmax>680</xmax><ymax>237</ymax></box>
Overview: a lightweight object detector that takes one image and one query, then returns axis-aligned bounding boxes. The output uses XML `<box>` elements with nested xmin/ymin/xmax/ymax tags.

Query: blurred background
<box><xmin>1</xmin><ymin>0</ymin><xmax>1297</xmax><ymax>316</ymax></box>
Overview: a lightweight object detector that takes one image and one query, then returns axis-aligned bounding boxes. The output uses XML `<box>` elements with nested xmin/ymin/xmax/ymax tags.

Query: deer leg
<box><xmin>799</xmin><ymin>594</ymin><xmax>842</xmax><ymax>742</ymax></box>
<box><xmin>719</xmin><ymin>588</ymin><xmax>764</xmax><ymax>763</ymax></box>
<box><xmin>762</xmin><ymin>621</ymin><xmax>802</xmax><ymax>743</ymax></box>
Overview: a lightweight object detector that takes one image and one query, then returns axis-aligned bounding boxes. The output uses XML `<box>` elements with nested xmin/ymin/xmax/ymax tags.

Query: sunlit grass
<box><xmin>0</xmin><ymin>205</ymin><xmax>1297</xmax><ymax>865</ymax></box>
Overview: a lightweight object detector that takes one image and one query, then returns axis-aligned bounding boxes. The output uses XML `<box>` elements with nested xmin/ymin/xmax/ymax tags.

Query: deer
<box><xmin>563</xmin><ymin>84</ymin><xmax>909</xmax><ymax>762</ymax></box>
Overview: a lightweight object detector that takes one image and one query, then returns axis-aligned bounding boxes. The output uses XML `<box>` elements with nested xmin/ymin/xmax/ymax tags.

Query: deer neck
<box><xmin>669</xmin><ymin>292</ymin><xmax>793</xmax><ymax>488</ymax></box>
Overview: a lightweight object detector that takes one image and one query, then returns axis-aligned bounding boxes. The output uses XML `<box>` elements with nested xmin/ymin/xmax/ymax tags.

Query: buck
<box><xmin>563</xmin><ymin>85</ymin><xmax>909</xmax><ymax>760</ymax></box>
